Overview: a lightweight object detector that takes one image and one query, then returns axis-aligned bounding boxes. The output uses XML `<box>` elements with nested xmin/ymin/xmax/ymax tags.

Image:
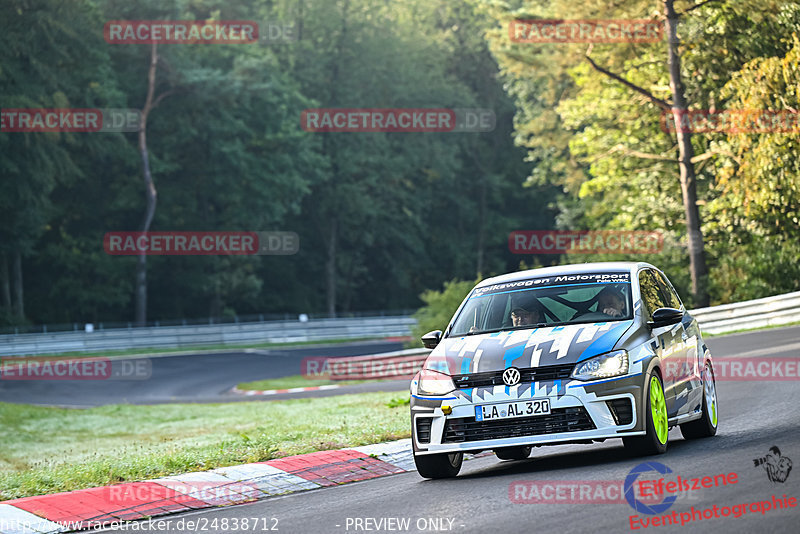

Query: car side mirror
<box><xmin>421</xmin><ymin>330</ymin><xmax>442</xmax><ymax>349</ymax></box>
<box><xmin>649</xmin><ymin>307</ymin><xmax>683</xmax><ymax>328</ymax></box>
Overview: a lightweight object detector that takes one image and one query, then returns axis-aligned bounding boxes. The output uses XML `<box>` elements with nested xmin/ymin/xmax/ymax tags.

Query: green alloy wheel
<box><xmin>623</xmin><ymin>371</ymin><xmax>669</xmax><ymax>456</ymax></box>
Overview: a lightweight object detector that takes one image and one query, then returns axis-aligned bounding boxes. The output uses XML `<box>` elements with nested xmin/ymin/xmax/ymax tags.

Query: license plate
<box><xmin>474</xmin><ymin>399</ymin><xmax>551</xmax><ymax>421</ymax></box>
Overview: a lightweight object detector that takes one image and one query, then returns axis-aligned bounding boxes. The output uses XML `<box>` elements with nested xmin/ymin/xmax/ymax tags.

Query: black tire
<box><xmin>623</xmin><ymin>371</ymin><xmax>669</xmax><ymax>456</ymax></box>
<box><xmin>494</xmin><ymin>446</ymin><xmax>532</xmax><ymax>461</ymax></box>
<box><xmin>680</xmin><ymin>362</ymin><xmax>719</xmax><ymax>439</ymax></box>
<box><xmin>414</xmin><ymin>452</ymin><xmax>463</xmax><ymax>479</ymax></box>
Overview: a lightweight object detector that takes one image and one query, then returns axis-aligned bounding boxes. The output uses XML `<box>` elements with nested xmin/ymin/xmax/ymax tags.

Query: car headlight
<box><xmin>571</xmin><ymin>350</ymin><xmax>629</xmax><ymax>381</ymax></box>
<box><xmin>417</xmin><ymin>369</ymin><xmax>456</xmax><ymax>396</ymax></box>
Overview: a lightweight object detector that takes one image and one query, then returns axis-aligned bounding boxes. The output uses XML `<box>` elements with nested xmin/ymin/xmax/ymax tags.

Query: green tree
<box><xmin>411</xmin><ymin>278</ymin><xmax>478</xmax><ymax>345</ymax></box>
<box><xmin>0</xmin><ymin>0</ymin><xmax>120</xmax><ymax>324</ymax></box>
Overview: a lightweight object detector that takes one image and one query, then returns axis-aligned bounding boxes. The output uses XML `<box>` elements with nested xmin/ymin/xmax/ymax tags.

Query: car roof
<box><xmin>476</xmin><ymin>262</ymin><xmax>655</xmax><ymax>288</ymax></box>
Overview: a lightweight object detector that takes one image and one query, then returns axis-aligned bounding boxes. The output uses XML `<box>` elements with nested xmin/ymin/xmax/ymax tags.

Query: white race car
<box><xmin>410</xmin><ymin>262</ymin><xmax>718</xmax><ymax>478</ymax></box>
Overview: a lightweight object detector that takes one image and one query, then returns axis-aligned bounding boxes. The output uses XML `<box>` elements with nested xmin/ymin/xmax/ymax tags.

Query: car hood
<box><xmin>424</xmin><ymin>321</ymin><xmax>634</xmax><ymax>375</ymax></box>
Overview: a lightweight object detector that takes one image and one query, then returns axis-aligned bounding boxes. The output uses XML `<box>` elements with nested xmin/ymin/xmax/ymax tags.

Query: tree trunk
<box><xmin>0</xmin><ymin>253</ymin><xmax>10</xmax><ymax>314</ymax></box>
<box><xmin>296</xmin><ymin>0</ymin><xmax>304</xmax><ymax>42</ymax></box>
<box><xmin>325</xmin><ymin>218</ymin><xmax>338</xmax><ymax>318</ymax></box>
<box><xmin>210</xmin><ymin>278</ymin><xmax>222</xmax><ymax>319</ymax></box>
<box><xmin>135</xmin><ymin>43</ymin><xmax>160</xmax><ymax>326</ymax></box>
<box><xmin>321</xmin><ymin>0</ymin><xmax>348</xmax><ymax>319</ymax></box>
<box><xmin>665</xmin><ymin>0</ymin><xmax>709</xmax><ymax>307</ymax></box>
<box><xmin>11</xmin><ymin>249</ymin><xmax>24</xmax><ymax>320</ymax></box>
<box><xmin>476</xmin><ymin>178</ymin><xmax>486</xmax><ymax>276</ymax></box>
<box><xmin>340</xmin><ymin>247</ymin><xmax>357</xmax><ymax>313</ymax></box>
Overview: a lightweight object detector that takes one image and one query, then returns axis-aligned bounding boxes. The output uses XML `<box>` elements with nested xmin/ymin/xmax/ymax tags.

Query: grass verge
<box><xmin>0</xmin><ymin>392</ymin><xmax>411</xmax><ymax>500</ymax></box>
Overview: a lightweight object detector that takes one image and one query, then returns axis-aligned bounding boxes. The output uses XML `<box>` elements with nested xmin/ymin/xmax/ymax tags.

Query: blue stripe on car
<box><xmin>503</xmin><ymin>343</ymin><xmax>525</xmax><ymax>368</ymax></box>
<box><xmin>577</xmin><ymin>321</ymin><xmax>633</xmax><ymax>362</ymax></box>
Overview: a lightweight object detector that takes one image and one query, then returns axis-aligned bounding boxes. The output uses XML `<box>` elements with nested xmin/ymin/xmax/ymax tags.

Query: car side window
<box><xmin>653</xmin><ymin>271</ymin><xmax>682</xmax><ymax>310</ymax></box>
<box><xmin>638</xmin><ymin>269</ymin><xmax>667</xmax><ymax>321</ymax></box>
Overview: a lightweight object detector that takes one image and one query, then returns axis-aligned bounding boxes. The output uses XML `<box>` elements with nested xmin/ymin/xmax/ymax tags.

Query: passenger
<box><xmin>597</xmin><ymin>287</ymin><xmax>626</xmax><ymax>317</ymax></box>
<box><xmin>510</xmin><ymin>303</ymin><xmax>543</xmax><ymax>327</ymax></box>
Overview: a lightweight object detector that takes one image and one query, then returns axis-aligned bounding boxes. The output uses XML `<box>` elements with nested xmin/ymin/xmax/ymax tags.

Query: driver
<box><xmin>597</xmin><ymin>286</ymin><xmax>626</xmax><ymax>317</ymax></box>
<box><xmin>510</xmin><ymin>299</ymin><xmax>543</xmax><ymax>326</ymax></box>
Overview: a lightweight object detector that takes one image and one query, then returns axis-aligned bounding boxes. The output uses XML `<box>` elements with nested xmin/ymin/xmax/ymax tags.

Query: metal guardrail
<box><xmin>0</xmin><ymin>309</ymin><xmax>418</xmax><ymax>336</ymax></box>
<box><xmin>689</xmin><ymin>290</ymin><xmax>800</xmax><ymax>335</ymax></box>
<box><xmin>0</xmin><ymin>316</ymin><xmax>415</xmax><ymax>356</ymax></box>
<box><xmin>0</xmin><ymin>291</ymin><xmax>797</xmax><ymax>357</ymax></box>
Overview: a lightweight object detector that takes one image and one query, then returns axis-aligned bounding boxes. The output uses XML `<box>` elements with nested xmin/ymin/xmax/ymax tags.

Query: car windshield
<box><xmin>448</xmin><ymin>274</ymin><xmax>632</xmax><ymax>337</ymax></box>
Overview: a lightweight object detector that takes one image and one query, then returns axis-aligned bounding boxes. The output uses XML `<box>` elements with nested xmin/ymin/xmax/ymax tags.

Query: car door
<box><xmin>638</xmin><ymin>269</ymin><xmax>685</xmax><ymax>418</ymax></box>
<box><xmin>653</xmin><ymin>270</ymin><xmax>702</xmax><ymax>415</ymax></box>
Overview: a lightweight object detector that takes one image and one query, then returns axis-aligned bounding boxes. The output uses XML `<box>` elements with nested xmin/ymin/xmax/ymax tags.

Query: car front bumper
<box><xmin>411</xmin><ymin>370</ymin><xmax>648</xmax><ymax>456</ymax></box>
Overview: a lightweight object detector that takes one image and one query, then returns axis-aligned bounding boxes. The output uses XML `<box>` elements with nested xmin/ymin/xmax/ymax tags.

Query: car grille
<box><xmin>442</xmin><ymin>407</ymin><xmax>595</xmax><ymax>443</ymax></box>
<box><xmin>606</xmin><ymin>398</ymin><xmax>633</xmax><ymax>426</ymax></box>
<box><xmin>415</xmin><ymin>417</ymin><xmax>433</xmax><ymax>444</ymax></box>
<box><xmin>451</xmin><ymin>363</ymin><xmax>574</xmax><ymax>389</ymax></box>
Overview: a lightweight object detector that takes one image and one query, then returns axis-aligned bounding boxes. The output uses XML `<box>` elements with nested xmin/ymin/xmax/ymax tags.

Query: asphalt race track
<box><xmin>89</xmin><ymin>325</ymin><xmax>799</xmax><ymax>534</ymax></box>
<box><xmin>0</xmin><ymin>340</ymin><xmax>406</xmax><ymax>407</ymax></box>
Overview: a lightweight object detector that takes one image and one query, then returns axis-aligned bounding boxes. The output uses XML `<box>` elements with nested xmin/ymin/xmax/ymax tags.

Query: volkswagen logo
<box><xmin>502</xmin><ymin>367</ymin><xmax>521</xmax><ymax>386</ymax></box>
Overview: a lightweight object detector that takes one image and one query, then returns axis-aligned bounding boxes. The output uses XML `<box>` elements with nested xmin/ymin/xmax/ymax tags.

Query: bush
<box><xmin>709</xmin><ymin>237</ymin><xmax>800</xmax><ymax>305</ymax></box>
<box><xmin>409</xmin><ymin>278</ymin><xmax>479</xmax><ymax>346</ymax></box>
